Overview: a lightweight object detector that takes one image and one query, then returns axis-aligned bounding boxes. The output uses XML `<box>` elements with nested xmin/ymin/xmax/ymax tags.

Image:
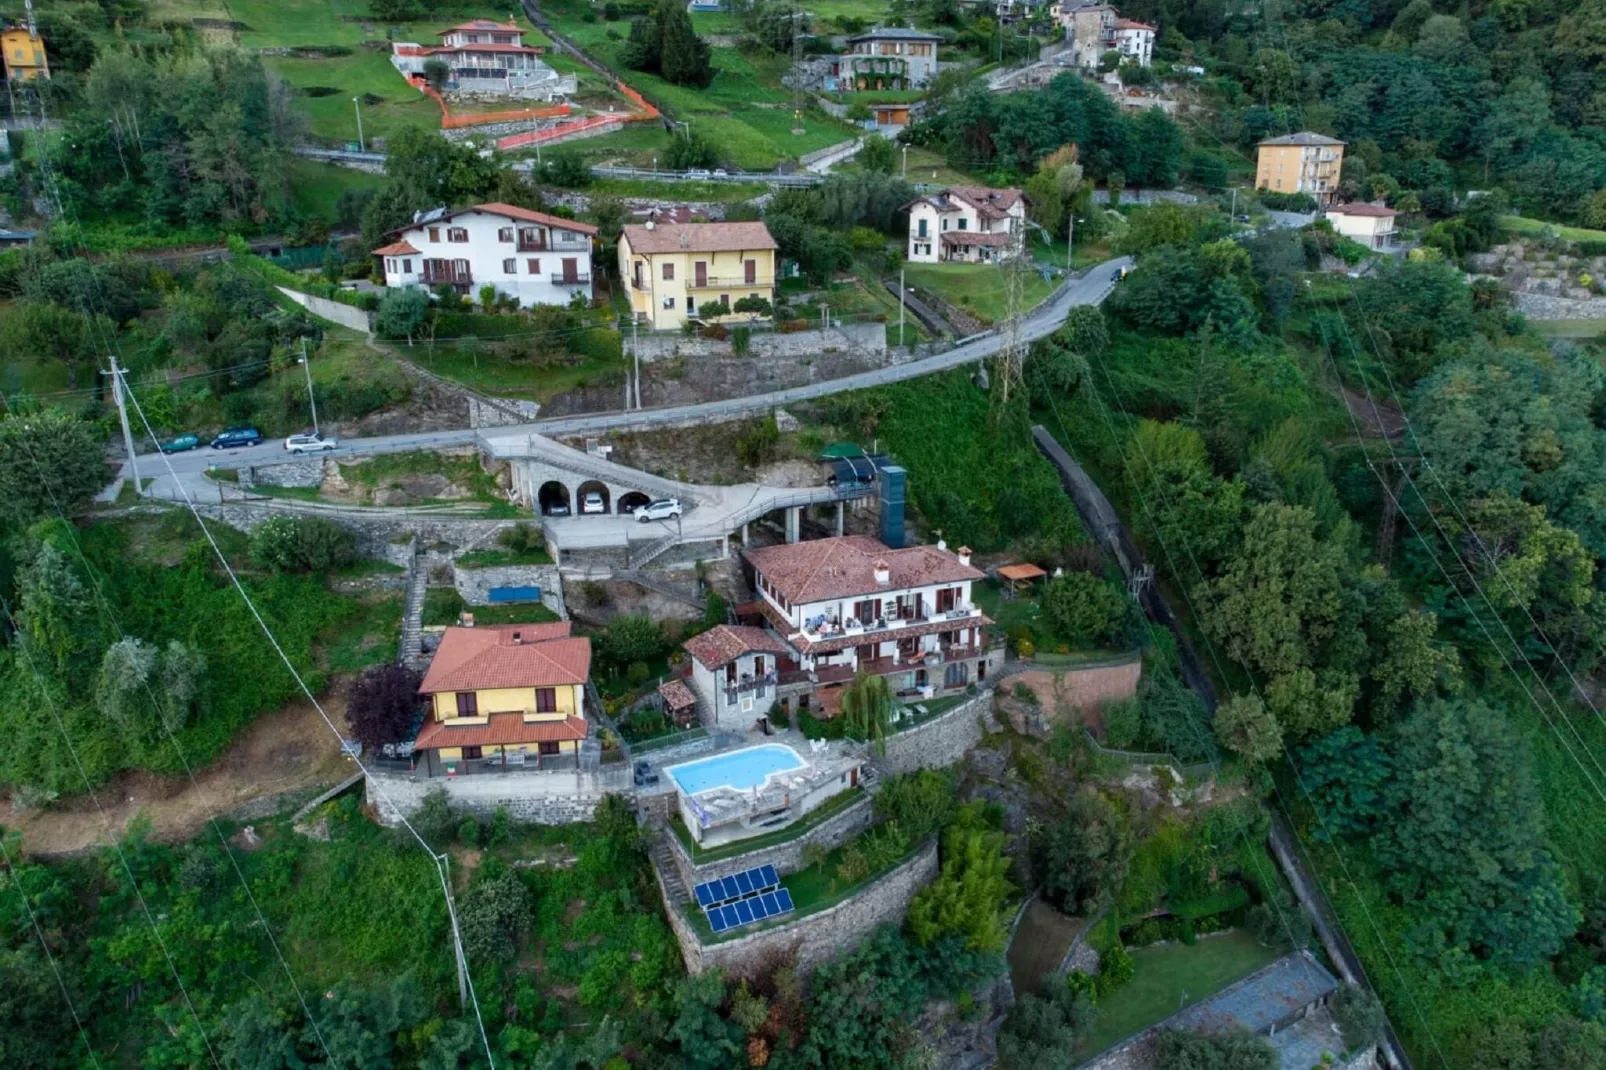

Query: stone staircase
<box><xmin>400</xmin><ymin>552</ymin><xmax>429</xmax><ymax>668</ymax></box>
<box><xmin>648</xmin><ymin>835</ymin><xmax>689</xmax><ymax>905</ymax></box>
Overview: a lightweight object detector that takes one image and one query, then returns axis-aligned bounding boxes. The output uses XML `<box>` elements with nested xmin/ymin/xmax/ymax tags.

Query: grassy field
<box><xmin>1073</xmin><ymin>930</ymin><xmax>1283</xmax><ymax>1058</ymax></box>
<box><xmin>423</xmin><ymin>588</ymin><xmax>560</xmax><ymax>627</ymax></box>
<box><xmin>407</xmin><ymin>340</ymin><xmax>627</xmax><ymax>402</ymax></box>
<box><xmin>287</xmin><ymin>159</ymin><xmax>387</xmax><ymax>221</ymax></box>
<box><xmin>1502</xmin><ymin>215</ymin><xmax>1606</xmax><ymax>244</ymax></box>
<box><xmin>904</xmin><ymin>262</ymin><xmax>1055</xmax><ymax>324</ymax></box>
<box><xmin>1532</xmin><ymin>318</ymin><xmax>1606</xmax><ymax>338</ymax></box>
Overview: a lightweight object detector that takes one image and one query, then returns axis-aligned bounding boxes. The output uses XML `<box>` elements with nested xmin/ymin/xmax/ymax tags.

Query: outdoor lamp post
<box><xmin>352</xmin><ymin>96</ymin><xmax>365</xmax><ymax>152</ymax></box>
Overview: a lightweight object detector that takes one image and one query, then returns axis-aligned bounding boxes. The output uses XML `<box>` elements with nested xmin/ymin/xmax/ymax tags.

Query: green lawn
<box><xmin>408</xmin><ymin>340</ymin><xmax>627</xmax><ymax>403</ymax></box>
<box><xmin>1502</xmin><ymin>215</ymin><xmax>1606</xmax><ymax>244</ymax></box>
<box><xmin>455</xmin><ymin>546</ymin><xmax>554</xmax><ymax>567</ymax></box>
<box><xmin>266</xmin><ymin>51</ymin><xmax>440</xmax><ymax>143</ymax></box>
<box><xmin>1073</xmin><ymin>930</ymin><xmax>1283</xmax><ymax>1058</ymax></box>
<box><xmin>422</xmin><ymin>588</ymin><xmax>559</xmax><ymax>627</ymax></box>
<box><xmin>287</xmin><ymin>159</ymin><xmax>387</xmax><ymax>221</ymax></box>
<box><xmin>903</xmin><ymin>262</ymin><xmax>1055</xmax><ymax>325</ymax></box>
<box><xmin>1533</xmin><ymin>318</ymin><xmax>1606</xmax><ymax>338</ymax></box>
<box><xmin>319</xmin><ymin>591</ymin><xmax>404</xmax><ymax>673</ymax></box>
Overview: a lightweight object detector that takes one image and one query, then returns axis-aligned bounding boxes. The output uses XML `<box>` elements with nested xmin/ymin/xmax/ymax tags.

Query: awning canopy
<box><xmin>998</xmin><ymin>563</ymin><xmax>1047</xmax><ymax>583</ymax></box>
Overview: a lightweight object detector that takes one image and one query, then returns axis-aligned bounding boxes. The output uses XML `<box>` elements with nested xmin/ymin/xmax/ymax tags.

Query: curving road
<box><xmin>120</xmin><ymin>257</ymin><xmax>1131</xmax><ymax>492</ymax></box>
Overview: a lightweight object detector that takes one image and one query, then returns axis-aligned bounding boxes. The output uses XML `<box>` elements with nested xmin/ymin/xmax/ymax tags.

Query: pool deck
<box><xmin>665</xmin><ymin>743</ymin><xmax>808</xmax><ymax>796</ymax></box>
<box><xmin>664</xmin><ymin>731</ymin><xmax>866</xmax><ymax>847</ymax></box>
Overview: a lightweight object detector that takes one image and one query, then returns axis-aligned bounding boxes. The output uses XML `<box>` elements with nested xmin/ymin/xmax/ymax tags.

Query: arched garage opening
<box><xmin>576</xmin><ymin>480</ymin><xmax>611</xmax><ymax>515</ymax></box>
<box><xmin>618</xmin><ymin>491</ymin><xmax>651</xmax><ymax>515</ymax></box>
<box><xmin>537</xmin><ymin>481</ymin><xmax>571</xmax><ymax>516</ymax></box>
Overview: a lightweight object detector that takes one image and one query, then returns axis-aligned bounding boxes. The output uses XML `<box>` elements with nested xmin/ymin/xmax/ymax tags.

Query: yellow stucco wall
<box><xmin>431</xmin><ymin>684</ymin><xmax>583</xmax><ymax>724</ymax></box>
<box><xmin>434</xmin><ymin>740</ymin><xmax>578</xmax><ymax>761</ymax></box>
<box><xmin>2</xmin><ymin>30</ymin><xmax>49</xmax><ymax>81</ymax></box>
<box><xmin>1255</xmin><ymin>143</ymin><xmax>1343</xmax><ymax>200</ymax></box>
<box><xmin>618</xmin><ymin>234</ymin><xmax>777</xmax><ymax>331</ymax></box>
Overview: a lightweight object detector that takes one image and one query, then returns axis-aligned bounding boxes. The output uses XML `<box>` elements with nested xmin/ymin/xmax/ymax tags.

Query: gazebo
<box><xmin>996</xmin><ymin>562</ymin><xmax>1048</xmax><ymax>600</ymax></box>
<box><xmin>658</xmin><ymin>678</ymin><xmax>699</xmax><ymax>729</ymax></box>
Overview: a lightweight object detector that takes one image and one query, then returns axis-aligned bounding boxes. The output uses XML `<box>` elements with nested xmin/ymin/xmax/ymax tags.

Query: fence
<box><xmin>1082</xmin><ymin>729</ymin><xmax>1214</xmax><ymax>779</ymax></box>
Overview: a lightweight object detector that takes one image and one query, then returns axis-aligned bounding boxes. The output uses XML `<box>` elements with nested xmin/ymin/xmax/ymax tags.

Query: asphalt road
<box><xmin>120</xmin><ymin>256</ymin><xmax>1132</xmax><ymax>485</ymax></box>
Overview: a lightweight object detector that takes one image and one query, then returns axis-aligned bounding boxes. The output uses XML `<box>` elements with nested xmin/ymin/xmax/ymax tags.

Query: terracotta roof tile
<box><xmin>373</xmin><ymin>240</ymin><xmax>420</xmax><ymax>256</ymax></box>
<box><xmin>621</xmin><ymin>222</ymin><xmax>778</xmax><ymax>255</ymax></box>
<box><xmin>1327</xmin><ymin>202</ymin><xmax>1397</xmax><ymax>217</ymax></box>
<box><xmin>683</xmin><ymin>625</ymin><xmax>791</xmax><ymax>670</ymax></box>
<box><xmin>414</xmin><ymin>713</ymin><xmax>588</xmax><ymax>751</ymax></box>
<box><xmin>745</xmin><ymin>536</ymin><xmax>983</xmax><ymax>605</ymax></box>
<box><xmin>658</xmin><ymin>678</ymin><xmax>698</xmax><ymax>709</ymax></box>
<box><xmin>940</xmin><ymin>230</ymin><xmax>1014</xmax><ymax>246</ymax></box>
<box><xmin>473</xmin><ymin>202</ymin><xmax>598</xmax><ymax>234</ymax></box>
<box><xmin>418</xmin><ymin>624</ymin><xmax>590</xmax><ymax>694</ymax></box>
<box><xmin>437</xmin><ymin>19</ymin><xmax>522</xmax><ymax>34</ymax></box>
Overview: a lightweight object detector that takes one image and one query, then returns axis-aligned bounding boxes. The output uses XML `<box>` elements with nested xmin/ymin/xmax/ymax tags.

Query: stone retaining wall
<box><xmin>628</xmin><ymin>322</ymin><xmax>886</xmax><ymax>365</ymax></box>
<box><xmin>241</xmin><ymin>457</ymin><xmax>327</xmax><ymax>488</ymax></box>
<box><xmin>1512</xmin><ymin>291</ymin><xmax>1606</xmax><ymax>320</ymax></box>
<box><xmin>656</xmin><ymin>838</ymin><xmax>938</xmax><ymax>978</ymax></box>
<box><xmin>452</xmin><ymin>562</ymin><xmax>567</xmax><ymax>619</ymax></box>
<box><xmin>194</xmin><ymin>503</ymin><xmax>514</xmax><ymax>557</ymax></box>
<box><xmin>366</xmin><ymin>768</ymin><xmax>629</xmax><ymax>825</ymax></box>
<box><xmin>878</xmin><ymin>690</ymin><xmax>1000</xmax><ymax>776</ymax></box>
<box><xmin>660</xmin><ymin>790</ymin><xmax>874</xmax><ymax>892</ymax></box>
<box><xmin>276</xmin><ymin>287</ymin><xmax>373</xmax><ymax>334</ymax></box>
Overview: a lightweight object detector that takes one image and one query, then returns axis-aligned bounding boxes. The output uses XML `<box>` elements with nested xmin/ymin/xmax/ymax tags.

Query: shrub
<box><xmin>412</xmin><ymin>788</ymin><xmax>455</xmax><ymax>846</ymax></box>
<box><xmin>498</xmin><ymin>522</ymin><xmax>545</xmax><ymax>556</ymax></box>
<box><xmin>1103</xmin><ymin>698</ymin><xmax>1143</xmax><ymax>749</ymax></box>
<box><xmin>346</xmin><ymin>664</ymin><xmax>423</xmax><ymax>750</ymax></box>
<box><xmin>458</xmin><ymin>817</ymin><xmax>481</xmax><ymax>847</ymax></box>
<box><xmin>731</xmin><ymin>326</ymin><xmax>752</xmax><ymax>356</ymax></box>
<box><xmin>1094</xmin><ymin>942</ymin><xmax>1134</xmax><ymax>996</ymax></box>
<box><xmin>248</xmin><ymin>515</ymin><xmax>356</xmax><ymax>574</ymax></box>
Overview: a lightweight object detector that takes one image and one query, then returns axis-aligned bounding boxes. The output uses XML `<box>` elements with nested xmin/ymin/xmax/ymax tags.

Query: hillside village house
<box><xmin>1</xmin><ymin>20</ymin><xmax>48</xmax><ymax>82</ymax></box>
<box><xmin>1057</xmin><ymin>2</ymin><xmax>1155</xmax><ymax>68</ymax></box>
<box><xmin>390</xmin><ymin>19</ymin><xmax>574</xmax><ymax>100</ymax></box>
<box><xmin>373</xmin><ymin>202</ymin><xmax>597</xmax><ymax>306</ymax></box>
<box><xmin>1255</xmin><ymin>132</ymin><xmax>1345</xmax><ymax>205</ymax></box>
<box><xmin>906</xmin><ymin>186</ymin><xmax>1028</xmax><ymax>264</ymax></box>
<box><xmin>412</xmin><ymin>622</ymin><xmax>592</xmax><ymax>777</ymax></box>
<box><xmin>682</xmin><ymin>625</ymin><xmax>793</xmax><ymax>732</ymax></box>
<box><xmin>737</xmin><ymin>535</ymin><xmax>993</xmax><ymax>718</ymax></box>
<box><xmin>840</xmin><ymin>28</ymin><xmax>941</xmax><ymax>90</ymax></box>
<box><xmin>1325</xmin><ymin>202</ymin><xmax>1398</xmax><ymax>249</ymax></box>
<box><xmin>618</xmin><ymin>221</ymin><xmax>778</xmax><ymax>331</ymax></box>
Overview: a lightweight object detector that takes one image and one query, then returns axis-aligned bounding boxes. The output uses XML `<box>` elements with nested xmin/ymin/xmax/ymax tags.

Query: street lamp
<box><xmin>901</xmin><ymin>144</ymin><xmax>908</xmax><ymax>180</ymax></box>
<box><xmin>352</xmin><ymin>96</ymin><xmax>365</xmax><ymax>153</ymax></box>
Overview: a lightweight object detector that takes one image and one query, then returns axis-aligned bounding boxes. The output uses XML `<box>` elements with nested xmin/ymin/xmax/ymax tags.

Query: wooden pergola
<box><xmin>996</xmin><ymin>562</ymin><xmax>1048</xmax><ymax>599</ymax></box>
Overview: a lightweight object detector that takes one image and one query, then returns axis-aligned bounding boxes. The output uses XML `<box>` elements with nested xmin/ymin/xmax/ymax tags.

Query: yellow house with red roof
<box><xmin>413</xmin><ymin>621</ymin><xmax>591</xmax><ymax>776</ymax></box>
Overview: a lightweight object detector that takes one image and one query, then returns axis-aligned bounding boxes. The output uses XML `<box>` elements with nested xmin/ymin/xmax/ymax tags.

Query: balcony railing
<box><xmin>550</xmin><ymin>272</ymin><xmax>591</xmax><ymax>285</ymax></box>
<box><xmin>686</xmin><ymin>275</ymin><xmax>771</xmax><ymax>289</ymax></box>
<box><xmin>799</xmin><ymin>603</ymin><xmax>978</xmax><ymax>643</ymax></box>
<box><xmin>517</xmin><ymin>239</ymin><xmax>548</xmax><ymax>252</ymax></box>
<box><xmin>422</xmin><ymin>267</ymin><xmax>472</xmax><ymax>285</ymax></box>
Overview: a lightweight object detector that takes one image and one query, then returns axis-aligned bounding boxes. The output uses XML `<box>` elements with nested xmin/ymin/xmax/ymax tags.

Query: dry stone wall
<box><xmin>453</xmin><ymin>563</ymin><xmax>567</xmax><ymax>619</ymax></box>
<box><xmin>656</xmin><ymin>838</ymin><xmax>938</xmax><ymax>978</ymax></box>
<box><xmin>628</xmin><ymin>322</ymin><xmax>886</xmax><ymax>364</ymax></box>
<box><xmin>193</xmin><ymin>503</ymin><xmax>514</xmax><ymax>557</ymax></box>
<box><xmin>878</xmin><ymin>690</ymin><xmax>1000</xmax><ymax>776</ymax></box>
<box><xmin>366</xmin><ymin>768</ymin><xmax>628</xmax><ymax>825</ymax></box>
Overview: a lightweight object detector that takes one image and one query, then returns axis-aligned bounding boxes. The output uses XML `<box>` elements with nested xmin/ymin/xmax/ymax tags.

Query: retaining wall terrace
<box><xmin>193</xmin><ymin>503</ymin><xmax>514</xmax><ymax>557</ymax></box>
<box><xmin>878</xmin><ymin>689</ymin><xmax>1001</xmax><ymax>776</ymax></box>
<box><xmin>656</xmin><ymin>837</ymin><xmax>938</xmax><ymax>978</ymax></box>
<box><xmin>452</xmin><ymin>562</ymin><xmax>567</xmax><ymax>619</ymax></box>
<box><xmin>275</xmin><ymin>287</ymin><xmax>373</xmax><ymax>334</ymax></box>
<box><xmin>366</xmin><ymin>767</ymin><xmax>629</xmax><ymax>825</ymax></box>
<box><xmin>628</xmin><ymin>323</ymin><xmax>886</xmax><ymax>364</ymax></box>
<box><xmin>659</xmin><ymin>790</ymin><xmax>875</xmax><ymax>892</ymax></box>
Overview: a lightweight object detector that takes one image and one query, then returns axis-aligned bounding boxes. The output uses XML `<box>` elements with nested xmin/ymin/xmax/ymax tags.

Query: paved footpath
<box><xmin>119</xmin><ymin>257</ymin><xmax>1131</xmax><ymax>497</ymax></box>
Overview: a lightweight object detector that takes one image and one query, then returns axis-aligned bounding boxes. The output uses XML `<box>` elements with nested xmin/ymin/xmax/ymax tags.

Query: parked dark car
<box><xmin>159</xmin><ymin>433</ymin><xmax>201</xmax><ymax>454</ymax></box>
<box><xmin>210</xmin><ymin>427</ymin><xmax>263</xmax><ymax>450</ymax></box>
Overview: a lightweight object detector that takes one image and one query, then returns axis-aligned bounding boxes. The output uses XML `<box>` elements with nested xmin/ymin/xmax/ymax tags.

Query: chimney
<box><xmin>645</xmin><ymin>219</ymin><xmax>656</xmax><ymax>230</ymax></box>
<box><xmin>936</xmin><ymin>538</ymin><xmax>947</xmax><ymax>552</ymax></box>
<box><xmin>957</xmin><ymin>546</ymin><xmax>972</xmax><ymax>567</ymax></box>
<box><xmin>460</xmin><ymin>612</ymin><xmax>476</xmax><ymax>627</ymax></box>
<box><xmin>512</xmin><ymin>631</ymin><xmax>522</xmax><ymax>645</ymax></box>
<box><xmin>873</xmin><ymin>560</ymin><xmax>891</xmax><ymax>586</ymax></box>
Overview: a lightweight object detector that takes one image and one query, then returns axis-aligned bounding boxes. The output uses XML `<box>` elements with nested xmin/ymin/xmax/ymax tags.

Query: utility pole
<box><xmin>107</xmin><ymin>356</ymin><xmax>141</xmax><ymax>496</ymax></box>
<box><xmin>1230</xmin><ymin>186</ymin><xmax>1239</xmax><ymax>222</ymax></box>
<box><xmin>901</xmin><ymin>145</ymin><xmax>908</xmax><ymax>180</ymax></box>
<box><xmin>631</xmin><ymin>314</ymin><xmax>641</xmax><ymax>409</ymax></box>
<box><xmin>897</xmin><ymin>266</ymin><xmax>906</xmax><ymax>345</ymax></box>
<box><xmin>790</xmin><ymin>1</ymin><xmax>806</xmax><ymax>136</ymax></box>
<box><xmin>436</xmin><ymin>855</ymin><xmax>470</xmax><ymax>1011</ymax></box>
<box><xmin>299</xmin><ymin>337</ymin><xmax>320</xmax><ymax>434</ymax></box>
<box><xmin>1066</xmin><ymin>214</ymin><xmax>1075</xmax><ymax>271</ymax></box>
<box><xmin>352</xmin><ymin>96</ymin><xmax>366</xmax><ymax>152</ymax></box>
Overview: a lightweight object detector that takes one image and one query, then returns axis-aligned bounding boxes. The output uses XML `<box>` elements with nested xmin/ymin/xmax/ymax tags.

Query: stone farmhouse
<box><xmin>837</xmin><ymin>28</ymin><xmax>942</xmax><ymax>90</ymax></box>
<box><xmin>905</xmin><ymin>186</ymin><xmax>1029</xmax><ymax>264</ymax></box>
<box><xmin>373</xmin><ymin>202</ymin><xmax>598</xmax><ymax>307</ymax></box>
<box><xmin>1057</xmin><ymin>2</ymin><xmax>1156</xmax><ymax>69</ymax></box>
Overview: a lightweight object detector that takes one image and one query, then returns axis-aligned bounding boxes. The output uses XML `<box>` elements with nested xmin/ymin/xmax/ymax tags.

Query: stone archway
<box><xmin>537</xmin><ymin>480</ymin><xmax>571</xmax><ymax>516</ymax></box>
<box><xmin>618</xmin><ymin>491</ymin><xmax>651</xmax><ymax>515</ymax></box>
<box><xmin>576</xmin><ymin>480</ymin><xmax>611</xmax><ymax>515</ymax></box>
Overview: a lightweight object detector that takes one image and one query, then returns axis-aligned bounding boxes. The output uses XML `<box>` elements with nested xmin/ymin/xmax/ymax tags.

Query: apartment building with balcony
<box><xmin>906</xmin><ymin>186</ymin><xmax>1028</xmax><ymax>264</ymax></box>
<box><xmin>839</xmin><ymin>28</ymin><xmax>941</xmax><ymax>90</ymax></box>
<box><xmin>1256</xmin><ymin>132</ymin><xmax>1346</xmax><ymax>205</ymax></box>
<box><xmin>390</xmin><ymin>19</ymin><xmax>576</xmax><ymax>100</ymax></box>
<box><xmin>373</xmin><ymin>202</ymin><xmax>597</xmax><ymax>306</ymax></box>
<box><xmin>617</xmin><ymin>221</ymin><xmax>778</xmax><ymax>331</ymax></box>
<box><xmin>739</xmin><ymin>535</ymin><xmax>993</xmax><ymax>718</ymax></box>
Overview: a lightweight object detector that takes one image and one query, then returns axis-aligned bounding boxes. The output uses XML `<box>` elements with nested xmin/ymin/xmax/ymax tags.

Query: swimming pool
<box><xmin>665</xmin><ymin>744</ymin><xmax>807</xmax><ymax>796</ymax></box>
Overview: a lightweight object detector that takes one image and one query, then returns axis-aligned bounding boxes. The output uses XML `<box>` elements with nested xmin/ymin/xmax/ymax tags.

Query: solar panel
<box><xmin>736</xmin><ymin>899</ymin><xmax>754</xmax><ymax>924</ymax></box>
<box><xmin>721</xmin><ymin>904</ymin><xmax>740</xmax><ymax>930</ymax></box>
<box><xmin>751</xmin><ymin>896</ymin><xmax>771</xmax><ymax>919</ymax></box>
<box><xmin>708</xmin><ymin>908</ymin><xmax>728</xmax><ymax>933</ymax></box>
<box><xmin>759</xmin><ymin>864</ymin><xmax>779</xmax><ymax>889</ymax></box>
<box><xmin>734</xmin><ymin>870</ymin><xmax>753</xmax><ymax>895</ymax></box>
<box><xmin>776</xmin><ymin>888</ymin><xmax>794</xmax><ymax>913</ymax></box>
<box><xmin>721</xmin><ymin>875</ymin><xmax>740</xmax><ymax>901</ymax></box>
<box><xmin>695</xmin><ymin>883</ymin><xmax>715</xmax><ymax>908</ymax></box>
<box><xmin>759</xmin><ymin>891</ymin><xmax>779</xmax><ymax>916</ymax></box>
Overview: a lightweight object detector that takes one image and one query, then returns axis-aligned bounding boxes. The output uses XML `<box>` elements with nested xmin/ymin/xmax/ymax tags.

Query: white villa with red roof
<box><xmin>390</xmin><ymin>19</ymin><xmax>575</xmax><ymax>100</ymax></box>
<box><xmin>1325</xmin><ymin>202</ymin><xmax>1398</xmax><ymax>250</ymax></box>
<box><xmin>373</xmin><ymin>202</ymin><xmax>597</xmax><ymax>307</ymax></box>
<box><xmin>672</xmin><ymin>536</ymin><xmax>995</xmax><ymax>726</ymax></box>
<box><xmin>905</xmin><ymin>186</ymin><xmax>1028</xmax><ymax>265</ymax></box>
<box><xmin>412</xmin><ymin>621</ymin><xmax>592</xmax><ymax>777</ymax></box>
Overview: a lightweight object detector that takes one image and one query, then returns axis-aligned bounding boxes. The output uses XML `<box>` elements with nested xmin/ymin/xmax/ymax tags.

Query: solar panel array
<box><xmin>692</xmin><ymin>864</ymin><xmax>794</xmax><ymax>934</ymax></box>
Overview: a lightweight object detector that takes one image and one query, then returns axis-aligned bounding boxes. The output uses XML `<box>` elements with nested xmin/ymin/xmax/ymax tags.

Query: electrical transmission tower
<box><xmin>992</xmin><ymin>235</ymin><xmax>1028</xmax><ymax>417</ymax></box>
<box><xmin>791</xmin><ymin>1</ymin><xmax>806</xmax><ymax>136</ymax></box>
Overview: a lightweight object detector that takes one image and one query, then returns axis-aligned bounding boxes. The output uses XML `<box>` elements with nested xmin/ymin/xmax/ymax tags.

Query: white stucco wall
<box><xmin>381</xmin><ymin>208</ymin><xmax>593</xmax><ymax>307</ymax></box>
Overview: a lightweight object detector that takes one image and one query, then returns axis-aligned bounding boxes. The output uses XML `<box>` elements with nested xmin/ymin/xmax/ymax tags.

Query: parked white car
<box><xmin>581</xmin><ymin>491</ymin><xmax>607</xmax><ymax>514</ymax></box>
<box><xmin>636</xmin><ymin>498</ymin><xmax>684</xmax><ymax>522</ymax></box>
<box><xmin>285</xmin><ymin>432</ymin><xmax>339</xmax><ymax>453</ymax></box>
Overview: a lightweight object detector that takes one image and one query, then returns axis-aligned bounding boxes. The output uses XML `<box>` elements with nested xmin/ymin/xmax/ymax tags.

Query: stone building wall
<box><xmin>627</xmin><ymin>322</ymin><xmax>886</xmax><ymax>365</ymax></box>
<box><xmin>366</xmin><ymin>768</ymin><xmax>630</xmax><ymax>826</ymax></box>
<box><xmin>656</xmin><ymin>838</ymin><xmax>939</xmax><ymax>978</ymax></box>
<box><xmin>878</xmin><ymin>690</ymin><xmax>1000</xmax><ymax>777</ymax></box>
<box><xmin>240</xmin><ymin>457</ymin><xmax>327</xmax><ymax>488</ymax></box>
<box><xmin>1011</xmin><ymin>657</ymin><xmax>1144</xmax><ymax>720</ymax></box>
<box><xmin>192</xmin><ymin>502</ymin><xmax>514</xmax><ymax>557</ymax></box>
<box><xmin>452</xmin><ymin>563</ymin><xmax>568</xmax><ymax>619</ymax></box>
<box><xmin>660</xmin><ymin>790</ymin><xmax>875</xmax><ymax>892</ymax></box>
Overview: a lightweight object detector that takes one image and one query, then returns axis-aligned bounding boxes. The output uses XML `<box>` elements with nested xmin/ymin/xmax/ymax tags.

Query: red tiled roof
<box><xmin>753</xmin><ymin>599</ymin><xmax>991</xmax><ymax>655</ymax></box>
<box><xmin>419</xmin><ymin>43</ymin><xmax>542</xmax><ymax>55</ymax></box>
<box><xmin>372</xmin><ymin>240</ymin><xmax>420</xmax><ymax>256</ymax></box>
<box><xmin>1113</xmin><ymin>19</ymin><xmax>1157</xmax><ymax>30</ymax></box>
<box><xmin>683</xmin><ymin>624</ymin><xmax>791</xmax><ymax>670</ymax></box>
<box><xmin>1328</xmin><ymin>202</ymin><xmax>1397</xmax><ymax>218</ymax></box>
<box><xmin>437</xmin><ymin>19</ymin><xmax>522</xmax><ymax>35</ymax></box>
<box><xmin>745</xmin><ymin>535</ymin><xmax>984</xmax><ymax>606</ymax></box>
<box><xmin>658</xmin><ymin>678</ymin><xmax>698</xmax><ymax>709</ymax></box>
<box><xmin>418</xmin><ymin>624</ymin><xmax>590</xmax><ymax>694</ymax></box>
<box><xmin>474</xmin><ymin>203</ymin><xmax>599</xmax><ymax>234</ymax></box>
<box><xmin>621</xmin><ymin>221</ymin><xmax>778</xmax><ymax>254</ymax></box>
<box><xmin>414</xmin><ymin>713</ymin><xmax>588</xmax><ymax>752</ymax></box>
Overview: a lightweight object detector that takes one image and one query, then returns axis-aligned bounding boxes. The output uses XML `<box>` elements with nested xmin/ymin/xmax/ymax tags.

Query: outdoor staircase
<box><xmin>648</xmin><ymin>836</ymin><xmax>689</xmax><ymax>905</ymax></box>
<box><xmin>400</xmin><ymin>551</ymin><xmax>429</xmax><ymax>668</ymax></box>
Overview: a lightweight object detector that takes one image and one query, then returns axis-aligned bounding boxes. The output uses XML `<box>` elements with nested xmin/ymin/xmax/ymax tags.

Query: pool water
<box><xmin>665</xmin><ymin>744</ymin><xmax>807</xmax><ymax>796</ymax></box>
